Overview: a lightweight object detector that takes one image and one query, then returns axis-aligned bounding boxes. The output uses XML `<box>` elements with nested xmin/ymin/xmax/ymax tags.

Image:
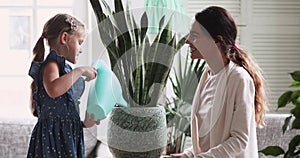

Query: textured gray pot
<box><xmin>107</xmin><ymin>106</ymin><xmax>167</xmax><ymax>158</ymax></box>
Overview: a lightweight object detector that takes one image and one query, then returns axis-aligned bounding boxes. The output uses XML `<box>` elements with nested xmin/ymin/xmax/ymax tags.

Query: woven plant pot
<box><xmin>107</xmin><ymin>106</ymin><xmax>167</xmax><ymax>158</ymax></box>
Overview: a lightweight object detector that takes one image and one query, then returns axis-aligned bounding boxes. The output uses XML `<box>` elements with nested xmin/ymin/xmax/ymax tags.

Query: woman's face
<box><xmin>185</xmin><ymin>19</ymin><xmax>226</xmax><ymax>72</ymax></box>
<box><xmin>186</xmin><ymin>20</ymin><xmax>205</xmax><ymax>59</ymax></box>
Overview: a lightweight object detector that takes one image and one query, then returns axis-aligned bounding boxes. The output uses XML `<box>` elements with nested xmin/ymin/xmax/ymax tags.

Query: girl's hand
<box><xmin>83</xmin><ymin>112</ymin><xmax>100</xmax><ymax>128</ymax></box>
<box><xmin>78</xmin><ymin>66</ymin><xmax>97</xmax><ymax>81</ymax></box>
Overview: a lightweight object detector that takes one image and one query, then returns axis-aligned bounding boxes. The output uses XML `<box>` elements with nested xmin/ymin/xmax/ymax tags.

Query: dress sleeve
<box><xmin>29</xmin><ymin>51</ymin><xmax>66</xmax><ymax>82</ymax></box>
<box><xmin>44</xmin><ymin>51</ymin><xmax>66</xmax><ymax>75</ymax></box>
<box><xmin>28</xmin><ymin>61</ymin><xmax>42</xmax><ymax>81</ymax></box>
<box><xmin>196</xmin><ymin>76</ymin><xmax>255</xmax><ymax>158</ymax></box>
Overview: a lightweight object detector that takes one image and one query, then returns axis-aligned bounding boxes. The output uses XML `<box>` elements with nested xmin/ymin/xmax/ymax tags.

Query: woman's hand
<box><xmin>83</xmin><ymin>112</ymin><xmax>100</xmax><ymax>128</ymax></box>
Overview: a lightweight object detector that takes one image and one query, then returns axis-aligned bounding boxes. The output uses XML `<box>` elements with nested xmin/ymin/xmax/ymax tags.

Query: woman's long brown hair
<box><xmin>195</xmin><ymin>6</ymin><xmax>268</xmax><ymax>126</ymax></box>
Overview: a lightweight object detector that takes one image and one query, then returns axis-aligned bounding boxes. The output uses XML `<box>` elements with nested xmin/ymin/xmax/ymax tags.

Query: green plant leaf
<box><xmin>193</xmin><ymin>59</ymin><xmax>206</xmax><ymax>81</ymax></box>
<box><xmin>176</xmin><ymin>34</ymin><xmax>188</xmax><ymax>51</ymax></box>
<box><xmin>291</xmin><ymin>104</ymin><xmax>300</xmax><ymax>119</ymax></box>
<box><xmin>292</xmin><ymin>118</ymin><xmax>300</xmax><ymax>129</ymax></box>
<box><xmin>277</xmin><ymin>91</ymin><xmax>293</xmax><ymax>109</ymax></box>
<box><xmin>292</xmin><ymin>96</ymin><xmax>300</xmax><ymax>107</ymax></box>
<box><xmin>158</xmin><ymin>16</ymin><xmax>165</xmax><ymax>31</ymax></box>
<box><xmin>90</xmin><ymin>0</ymin><xmax>187</xmax><ymax>107</ymax></box>
<box><xmin>283</xmin><ymin>115</ymin><xmax>293</xmax><ymax>134</ymax></box>
<box><xmin>90</xmin><ymin>0</ymin><xmax>106</xmax><ymax>22</ymax></box>
<box><xmin>111</xmin><ymin>0</ymin><xmax>132</xmax><ymax>55</ymax></box>
<box><xmin>101</xmin><ymin>0</ymin><xmax>113</xmax><ymax>15</ymax></box>
<box><xmin>259</xmin><ymin>146</ymin><xmax>285</xmax><ymax>156</ymax></box>
<box><xmin>290</xmin><ymin>71</ymin><xmax>300</xmax><ymax>82</ymax></box>
<box><xmin>286</xmin><ymin>135</ymin><xmax>300</xmax><ymax>156</ymax></box>
<box><xmin>170</xmin><ymin>73</ymin><xmax>181</xmax><ymax>97</ymax></box>
<box><xmin>291</xmin><ymin>81</ymin><xmax>300</xmax><ymax>87</ymax></box>
<box><xmin>291</xmin><ymin>90</ymin><xmax>300</xmax><ymax>102</ymax></box>
<box><xmin>158</xmin><ymin>14</ymin><xmax>174</xmax><ymax>45</ymax></box>
<box><xmin>140</xmin><ymin>12</ymin><xmax>148</xmax><ymax>42</ymax></box>
<box><xmin>114</xmin><ymin>0</ymin><xmax>124</xmax><ymax>13</ymax></box>
<box><xmin>127</xmin><ymin>11</ymin><xmax>139</xmax><ymax>46</ymax></box>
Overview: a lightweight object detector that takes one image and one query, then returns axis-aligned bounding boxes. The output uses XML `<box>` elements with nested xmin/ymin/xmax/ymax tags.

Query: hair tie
<box><xmin>229</xmin><ymin>44</ymin><xmax>237</xmax><ymax>54</ymax></box>
<box><xmin>231</xmin><ymin>44</ymin><xmax>237</xmax><ymax>50</ymax></box>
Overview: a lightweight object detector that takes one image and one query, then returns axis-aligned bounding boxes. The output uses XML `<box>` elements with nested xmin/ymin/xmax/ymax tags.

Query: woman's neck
<box><xmin>208</xmin><ymin>55</ymin><xmax>230</xmax><ymax>75</ymax></box>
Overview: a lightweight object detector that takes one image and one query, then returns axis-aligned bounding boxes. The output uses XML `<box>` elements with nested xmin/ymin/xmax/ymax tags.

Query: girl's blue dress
<box><xmin>27</xmin><ymin>50</ymin><xmax>85</xmax><ymax>158</ymax></box>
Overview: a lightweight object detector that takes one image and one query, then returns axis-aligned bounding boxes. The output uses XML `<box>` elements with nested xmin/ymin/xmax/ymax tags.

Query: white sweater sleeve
<box><xmin>196</xmin><ymin>76</ymin><xmax>255</xmax><ymax>158</ymax></box>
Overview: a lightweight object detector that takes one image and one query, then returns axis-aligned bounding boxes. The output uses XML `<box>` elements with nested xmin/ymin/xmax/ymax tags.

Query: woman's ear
<box><xmin>60</xmin><ymin>32</ymin><xmax>68</xmax><ymax>45</ymax></box>
<box><xmin>214</xmin><ymin>35</ymin><xmax>224</xmax><ymax>47</ymax></box>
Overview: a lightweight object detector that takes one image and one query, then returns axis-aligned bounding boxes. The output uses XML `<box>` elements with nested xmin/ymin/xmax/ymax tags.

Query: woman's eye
<box><xmin>191</xmin><ymin>33</ymin><xmax>199</xmax><ymax>38</ymax></box>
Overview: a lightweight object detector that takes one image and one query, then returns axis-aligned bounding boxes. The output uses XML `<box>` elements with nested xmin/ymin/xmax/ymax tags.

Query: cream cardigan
<box><xmin>184</xmin><ymin>62</ymin><xmax>258</xmax><ymax>158</ymax></box>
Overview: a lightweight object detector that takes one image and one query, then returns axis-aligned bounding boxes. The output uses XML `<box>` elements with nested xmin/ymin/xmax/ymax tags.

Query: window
<box><xmin>0</xmin><ymin>0</ymin><xmax>73</xmax><ymax>119</ymax></box>
<box><xmin>250</xmin><ymin>0</ymin><xmax>300</xmax><ymax>113</ymax></box>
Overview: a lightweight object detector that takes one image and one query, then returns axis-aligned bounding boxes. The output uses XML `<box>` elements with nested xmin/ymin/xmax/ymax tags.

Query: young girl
<box><xmin>27</xmin><ymin>13</ymin><xmax>100</xmax><ymax>158</ymax></box>
<box><xmin>170</xmin><ymin>6</ymin><xmax>267</xmax><ymax>158</ymax></box>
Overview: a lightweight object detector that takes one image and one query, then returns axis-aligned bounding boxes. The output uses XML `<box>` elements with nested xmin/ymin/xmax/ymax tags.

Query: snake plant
<box><xmin>90</xmin><ymin>0</ymin><xmax>188</xmax><ymax>107</ymax></box>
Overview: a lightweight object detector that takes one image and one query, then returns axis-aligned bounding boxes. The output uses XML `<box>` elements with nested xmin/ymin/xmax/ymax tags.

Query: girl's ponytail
<box><xmin>30</xmin><ymin>36</ymin><xmax>45</xmax><ymax>117</ymax></box>
<box><xmin>33</xmin><ymin>35</ymin><xmax>45</xmax><ymax>62</ymax></box>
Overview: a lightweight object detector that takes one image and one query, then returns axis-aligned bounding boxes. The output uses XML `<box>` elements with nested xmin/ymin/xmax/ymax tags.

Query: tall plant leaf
<box><xmin>90</xmin><ymin>0</ymin><xmax>106</xmax><ymax>22</ymax></box>
<box><xmin>90</xmin><ymin>0</ymin><xmax>188</xmax><ymax>107</ymax></box>
<box><xmin>140</xmin><ymin>12</ymin><xmax>148</xmax><ymax>42</ymax></box>
<box><xmin>176</xmin><ymin>34</ymin><xmax>188</xmax><ymax>51</ymax></box>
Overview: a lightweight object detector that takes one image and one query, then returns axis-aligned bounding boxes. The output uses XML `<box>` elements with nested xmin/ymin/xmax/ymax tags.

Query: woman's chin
<box><xmin>190</xmin><ymin>52</ymin><xmax>204</xmax><ymax>60</ymax></box>
<box><xmin>190</xmin><ymin>54</ymin><xmax>199</xmax><ymax>60</ymax></box>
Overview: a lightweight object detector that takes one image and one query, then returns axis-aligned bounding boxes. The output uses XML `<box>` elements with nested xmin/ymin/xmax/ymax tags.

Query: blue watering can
<box><xmin>87</xmin><ymin>60</ymin><xmax>128</xmax><ymax>121</ymax></box>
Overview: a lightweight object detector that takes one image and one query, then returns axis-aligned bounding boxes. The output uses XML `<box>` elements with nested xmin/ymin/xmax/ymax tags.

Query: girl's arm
<box><xmin>43</xmin><ymin>61</ymin><xmax>97</xmax><ymax>98</ymax></box>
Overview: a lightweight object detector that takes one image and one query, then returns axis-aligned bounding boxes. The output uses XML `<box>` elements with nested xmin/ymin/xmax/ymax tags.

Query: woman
<box><xmin>170</xmin><ymin>6</ymin><xmax>267</xmax><ymax>158</ymax></box>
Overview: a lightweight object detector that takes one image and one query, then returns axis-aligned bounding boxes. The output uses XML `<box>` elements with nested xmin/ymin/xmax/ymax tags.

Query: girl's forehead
<box><xmin>73</xmin><ymin>28</ymin><xmax>86</xmax><ymax>38</ymax></box>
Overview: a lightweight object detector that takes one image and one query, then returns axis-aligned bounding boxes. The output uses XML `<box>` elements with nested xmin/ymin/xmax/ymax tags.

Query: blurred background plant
<box><xmin>163</xmin><ymin>52</ymin><xmax>205</xmax><ymax>155</ymax></box>
<box><xmin>260</xmin><ymin>71</ymin><xmax>300</xmax><ymax>157</ymax></box>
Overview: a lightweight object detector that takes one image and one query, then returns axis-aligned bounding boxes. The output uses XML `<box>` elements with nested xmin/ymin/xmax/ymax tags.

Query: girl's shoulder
<box><xmin>45</xmin><ymin>50</ymin><xmax>66</xmax><ymax>67</ymax></box>
<box><xmin>45</xmin><ymin>51</ymin><xmax>69</xmax><ymax>75</ymax></box>
<box><xmin>28</xmin><ymin>50</ymin><xmax>66</xmax><ymax>81</ymax></box>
